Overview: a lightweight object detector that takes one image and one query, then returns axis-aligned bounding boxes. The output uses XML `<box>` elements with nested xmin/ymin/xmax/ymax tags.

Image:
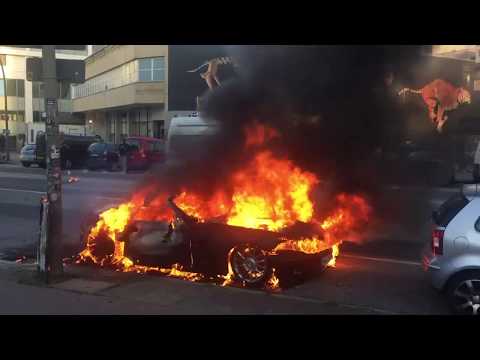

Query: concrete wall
<box><xmin>85</xmin><ymin>45</ymin><xmax>168</xmax><ymax>79</ymax></box>
<box><xmin>73</xmin><ymin>82</ymin><xmax>166</xmax><ymax>113</ymax></box>
<box><xmin>0</xmin><ymin>97</ymin><xmax>25</xmax><ymax>112</ymax></box>
<box><xmin>0</xmin><ymin>119</ymin><xmax>26</xmax><ymax>137</ymax></box>
<box><xmin>31</xmin><ymin>98</ymin><xmax>73</xmax><ymax>113</ymax></box>
<box><xmin>0</xmin><ymin>55</ymin><xmax>26</xmax><ymax>114</ymax></box>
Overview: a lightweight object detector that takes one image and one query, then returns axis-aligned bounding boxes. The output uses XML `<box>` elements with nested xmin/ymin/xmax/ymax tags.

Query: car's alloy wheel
<box><xmin>229</xmin><ymin>245</ymin><xmax>270</xmax><ymax>286</ymax></box>
<box><xmin>448</xmin><ymin>273</ymin><xmax>480</xmax><ymax>315</ymax></box>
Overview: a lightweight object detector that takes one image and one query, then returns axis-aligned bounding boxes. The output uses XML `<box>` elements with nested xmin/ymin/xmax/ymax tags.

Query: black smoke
<box><xmin>141</xmin><ymin>45</ymin><xmax>428</xmax><ymax>230</ymax></box>
<box><xmin>200</xmin><ymin>46</ymin><xmax>425</xmax><ymax>192</ymax></box>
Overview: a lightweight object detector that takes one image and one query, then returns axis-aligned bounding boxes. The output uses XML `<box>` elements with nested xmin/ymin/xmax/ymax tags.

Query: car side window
<box><xmin>126</xmin><ymin>140</ymin><xmax>140</xmax><ymax>152</ymax></box>
<box><xmin>153</xmin><ymin>141</ymin><xmax>164</xmax><ymax>152</ymax></box>
<box><xmin>89</xmin><ymin>143</ymin><xmax>105</xmax><ymax>153</ymax></box>
<box><xmin>475</xmin><ymin>217</ymin><xmax>480</xmax><ymax>232</ymax></box>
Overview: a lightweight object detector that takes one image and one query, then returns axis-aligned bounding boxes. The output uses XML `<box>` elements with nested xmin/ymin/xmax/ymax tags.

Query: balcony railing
<box><xmin>72</xmin><ymin>57</ymin><xmax>165</xmax><ymax>100</ymax></box>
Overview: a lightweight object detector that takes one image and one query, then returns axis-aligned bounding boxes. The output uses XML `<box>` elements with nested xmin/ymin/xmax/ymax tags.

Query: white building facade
<box><xmin>0</xmin><ymin>46</ymin><xmax>87</xmax><ymax>147</ymax></box>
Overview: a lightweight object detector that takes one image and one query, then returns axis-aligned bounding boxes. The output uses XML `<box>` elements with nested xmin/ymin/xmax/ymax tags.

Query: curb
<box><xmin>0</xmin><ymin>260</ymin><xmax>404</xmax><ymax>314</ymax></box>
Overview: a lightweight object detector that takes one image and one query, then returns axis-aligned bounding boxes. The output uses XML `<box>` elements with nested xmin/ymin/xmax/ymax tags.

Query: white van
<box><xmin>166</xmin><ymin>115</ymin><xmax>221</xmax><ymax>166</ymax></box>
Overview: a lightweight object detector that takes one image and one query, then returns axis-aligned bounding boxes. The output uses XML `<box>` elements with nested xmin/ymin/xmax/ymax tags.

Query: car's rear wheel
<box><xmin>446</xmin><ymin>270</ymin><xmax>480</xmax><ymax>315</ymax></box>
<box><xmin>228</xmin><ymin>245</ymin><xmax>271</xmax><ymax>287</ymax></box>
<box><xmin>21</xmin><ymin>162</ymin><xmax>30</xmax><ymax>167</ymax></box>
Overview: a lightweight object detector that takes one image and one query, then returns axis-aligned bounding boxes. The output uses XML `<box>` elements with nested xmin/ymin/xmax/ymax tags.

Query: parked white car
<box><xmin>423</xmin><ymin>184</ymin><xmax>480</xmax><ymax>315</ymax></box>
<box><xmin>19</xmin><ymin>144</ymin><xmax>37</xmax><ymax>167</ymax></box>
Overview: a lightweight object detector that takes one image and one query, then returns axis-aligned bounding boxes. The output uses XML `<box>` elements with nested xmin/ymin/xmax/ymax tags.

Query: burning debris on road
<box><xmin>67</xmin><ymin>176</ymin><xmax>79</xmax><ymax>184</ymax></box>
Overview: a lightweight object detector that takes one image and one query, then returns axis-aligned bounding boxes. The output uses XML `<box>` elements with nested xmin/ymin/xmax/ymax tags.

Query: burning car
<box><xmin>79</xmin><ymin>195</ymin><xmax>336</xmax><ymax>288</ymax></box>
<box><xmin>76</xmin><ymin>123</ymin><xmax>371</xmax><ymax>289</ymax></box>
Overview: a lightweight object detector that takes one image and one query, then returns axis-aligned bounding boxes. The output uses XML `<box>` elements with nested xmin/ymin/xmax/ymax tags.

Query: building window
<box><xmin>58</xmin><ymin>81</ymin><xmax>71</xmax><ymax>99</ymax></box>
<box><xmin>129</xmin><ymin>110</ymin><xmax>139</xmax><ymax>136</ymax></box>
<box><xmin>138</xmin><ymin>57</ymin><xmax>165</xmax><ymax>82</ymax></box>
<box><xmin>120</xmin><ymin>112</ymin><xmax>128</xmax><ymax>138</ymax></box>
<box><xmin>33</xmin><ymin>111</ymin><xmax>44</xmax><ymax>123</ymax></box>
<box><xmin>0</xmin><ymin>79</ymin><xmax>25</xmax><ymax>97</ymax></box>
<box><xmin>6</xmin><ymin>79</ymin><xmax>16</xmax><ymax>97</ymax></box>
<box><xmin>32</xmin><ymin>82</ymin><xmax>45</xmax><ymax>98</ymax></box>
<box><xmin>17</xmin><ymin>80</ymin><xmax>24</xmax><ymax>97</ymax></box>
<box><xmin>106</xmin><ymin>112</ymin><xmax>115</xmax><ymax>143</ymax></box>
<box><xmin>152</xmin><ymin>120</ymin><xmax>165</xmax><ymax>139</ymax></box>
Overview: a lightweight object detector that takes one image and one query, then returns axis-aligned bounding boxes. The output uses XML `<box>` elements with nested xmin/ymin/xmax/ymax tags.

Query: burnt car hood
<box><xmin>83</xmin><ymin>196</ymin><xmax>329</xmax><ymax>258</ymax></box>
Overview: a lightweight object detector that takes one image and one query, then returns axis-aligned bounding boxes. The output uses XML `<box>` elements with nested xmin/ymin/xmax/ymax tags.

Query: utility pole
<box><xmin>0</xmin><ymin>55</ymin><xmax>9</xmax><ymax>161</ymax></box>
<box><xmin>39</xmin><ymin>45</ymin><xmax>63</xmax><ymax>278</ymax></box>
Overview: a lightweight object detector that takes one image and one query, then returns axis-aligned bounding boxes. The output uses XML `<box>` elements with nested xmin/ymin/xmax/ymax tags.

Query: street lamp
<box><xmin>0</xmin><ymin>55</ymin><xmax>8</xmax><ymax>162</ymax></box>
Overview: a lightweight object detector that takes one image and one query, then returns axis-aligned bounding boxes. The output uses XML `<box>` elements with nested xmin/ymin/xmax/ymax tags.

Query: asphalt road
<box><xmin>0</xmin><ymin>164</ymin><xmax>141</xmax><ymax>254</ymax></box>
<box><xmin>0</xmin><ymin>163</ymin><xmax>459</xmax><ymax>314</ymax></box>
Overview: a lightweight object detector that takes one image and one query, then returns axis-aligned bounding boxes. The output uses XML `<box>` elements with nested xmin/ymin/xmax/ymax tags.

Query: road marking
<box><xmin>341</xmin><ymin>253</ymin><xmax>422</xmax><ymax>267</ymax></box>
<box><xmin>0</xmin><ymin>187</ymin><xmax>123</xmax><ymax>202</ymax></box>
<box><xmin>0</xmin><ymin>187</ymin><xmax>45</xmax><ymax>194</ymax></box>
<box><xmin>386</xmin><ymin>185</ymin><xmax>460</xmax><ymax>193</ymax></box>
<box><xmin>94</xmin><ymin>196</ymin><xmax>123</xmax><ymax>201</ymax></box>
<box><xmin>0</xmin><ymin>170</ymin><xmax>140</xmax><ymax>182</ymax></box>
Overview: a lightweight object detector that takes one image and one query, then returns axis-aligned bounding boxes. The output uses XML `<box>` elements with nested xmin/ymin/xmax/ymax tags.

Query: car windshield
<box><xmin>126</xmin><ymin>139</ymin><xmax>141</xmax><ymax>152</ymax></box>
<box><xmin>22</xmin><ymin>145</ymin><xmax>35</xmax><ymax>152</ymax></box>
<box><xmin>168</xmin><ymin>135</ymin><xmax>215</xmax><ymax>161</ymax></box>
<box><xmin>433</xmin><ymin>193</ymin><xmax>469</xmax><ymax>227</ymax></box>
<box><xmin>149</xmin><ymin>140</ymin><xmax>164</xmax><ymax>152</ymax></box>
<box><xmin>88</xmin><ymin>143</ymin><xmax>106</xmax><ymax>154</ymax></box>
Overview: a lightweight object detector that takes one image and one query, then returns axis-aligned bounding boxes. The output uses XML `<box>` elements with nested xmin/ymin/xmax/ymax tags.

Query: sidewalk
<box><xmin>0</xmin><ymin>151</ymin><xmax>20</xmax><ymax>164</ymax></box>
<box><xmin>0</xmin><ymin>260</ymin><xmax>386</xmax><ymax>315</ymax></box>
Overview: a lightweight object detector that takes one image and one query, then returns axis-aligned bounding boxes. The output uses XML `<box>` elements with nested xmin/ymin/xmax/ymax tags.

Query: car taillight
<box><xmin>432</xmin><ymin>228</ymin><xmax>444</xmax><ymax>255</ymax></box>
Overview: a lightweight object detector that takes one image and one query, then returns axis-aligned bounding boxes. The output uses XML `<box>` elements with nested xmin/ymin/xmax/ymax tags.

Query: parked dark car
<box><xmin>125</xmin><ymin>137</ymin><xmax>165</xmax><ymax>171</ymax></box>
<box><xmin>86</xmin><ymin>142</ymin><xmax>120</xmax><ymax>171</ymax></box>
<box><xmin>36</xmin><ymin>132</ymin><xmax>101</xmax><ymax>169</ymax></box>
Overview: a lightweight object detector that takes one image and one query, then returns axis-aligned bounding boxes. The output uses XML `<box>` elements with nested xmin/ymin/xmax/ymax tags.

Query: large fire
<box><xmin>76</xmin><ymin>122</ymin><xmax>372</xmax><ymax>290</ymax></box>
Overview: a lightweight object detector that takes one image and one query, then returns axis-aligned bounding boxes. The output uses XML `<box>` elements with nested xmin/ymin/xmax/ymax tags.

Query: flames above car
<box><xmin>76</xmin><ymin>122</ymin><xmax>373</xmax><ymax>289</ymax></box>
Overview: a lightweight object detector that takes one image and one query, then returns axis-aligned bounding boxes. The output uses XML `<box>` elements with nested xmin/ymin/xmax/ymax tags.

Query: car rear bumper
<box><xmin>19</xmin><ymin>155</ymin><xmax>35</xmax><ymax>162</ymax></box>
<box><xmin>422</xmin><ymin>244</ymin><xmax>448</xmax><ymax>290</ymax></box>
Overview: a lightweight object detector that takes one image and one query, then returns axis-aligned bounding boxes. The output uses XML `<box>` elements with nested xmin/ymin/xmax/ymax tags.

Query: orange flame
<box><xmin>327</xmin><ymin>243</ymin><xmax>340</xmax><ymax>267</ymax></box>
<box><xmin>77</xmin><ymin>122</ymin><xmax>372</xmax><ymax>288</ymax></box>
<box><xmin>266</xmin><ymin>268</ymin><xmax>280</xmax><ymax>291</ymax></box>
<box><xmin>244</xmin><ymin>121</ymin><xmax>280</xmax><ymax>148</ymax></box>
<box><xmin>227</xmin><ymin>151</ymin><xmax>318</xmax><ymax>231</ymax></box>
